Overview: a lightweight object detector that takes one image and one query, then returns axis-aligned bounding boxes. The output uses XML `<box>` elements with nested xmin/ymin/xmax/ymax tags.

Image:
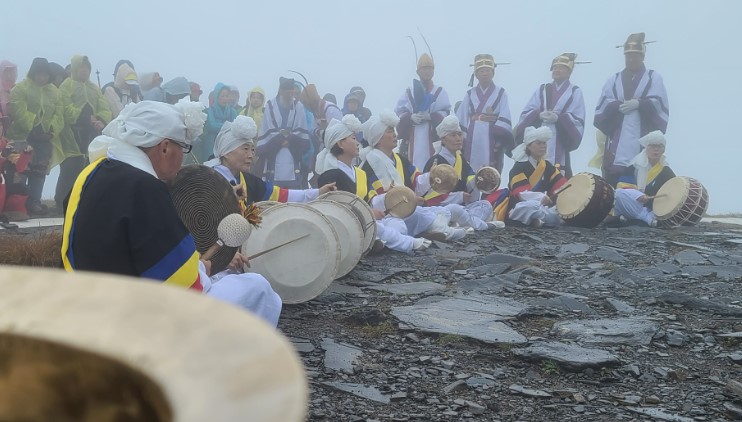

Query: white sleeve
<box><xmin>286</xmin><ymin>188</ymin><xmax>320</xmax><ymax>203</ymax></box>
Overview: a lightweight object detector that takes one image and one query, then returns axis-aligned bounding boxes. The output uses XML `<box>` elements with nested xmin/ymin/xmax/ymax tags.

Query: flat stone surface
<box><xmin>508</xmin><ymin>384</ymin><xmax>552</xmax><ymax>398</ymax></box>
<box><xmin>364</xmin><ymin>281</ymin><xmax>445</xmax><ymax>296</ymax></box>
<box><xmin>595</xmin><ymin>247</ymin><xmax>626</xmax><ymax>263</ymax></box>
<box><xmin>558</xmin><ymin>243</ymin><xmax>590</xmax><ymax>257</ymax></box>
<box><xmin>683</xmin><ymin>265</ymin><xmax>742</xmax><ymax>280</ymax></box>
<box><xmin>626</xmin><ymin>407</ymin><xmax>694</xmax><ymax>422</ymax></box>
<box><xmin>321</xmin><ymin>338</ymin><xmax>362</xmax><ymax>372</ymax></box>
<box><xmin>534</xmin><ymin>296</ymin><xmax>596</xmax><ymax>315</ymax></box>
<box><xmin>477</xmin><ymin>253</ymin><xmax>532</xmax><ymax>266</ymax></box>
<box><xmin>673</xmin><ymin>250</ymin><xmax>707</xmax><ymax>265</ymax></box>
<box><xmin>657</xmin><ymin>262</ymin><xmax>682</xmax><ymax>274</ymax></box>
<box><xmin>392</xmin><ymin>295</ymin><xmax>528</xmax><ymax>344</ymax></box>
<box><xmin>321</xmin><ymin>382</ymin><xmax>390</xmax><ymax>404</ymax></box>
<box><xmin>290</xmin><ymin>337</ymin><xmax>315</xmax><ymax>354</ymax></box>
<box><xmin>513</xmin><ymin>341</ymin><xmax>621</xmax><ymax>371</ymax></box>
<box><xmin>606</xmin><ymin>298</ymin><xmax>637</xmax><ymax>314</ymax></box>
<box><xmin>656</xmin><ymin>292</ymin><xmax>742</xmax><ymax>316</ymax></box>
<box><xmin>553</xmin><ymin>318</ymin><xmax>659</xmax><ymax>346</ymax></box>
<box><xmin>349</xmin><ymin>267</ymin><xmax>416</xmax><ymax>283</ymax></box>
<box><xmin>469</xmin><ymin>263</ymin><xmax>511</xmax><ymax>275</ymax></box>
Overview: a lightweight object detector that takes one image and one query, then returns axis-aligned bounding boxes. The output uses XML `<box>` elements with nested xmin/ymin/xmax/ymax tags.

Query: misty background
<box><xmin>4</xmin><ymin>0</ymin><xmax>738</xmax><ymax>213</ymax></box>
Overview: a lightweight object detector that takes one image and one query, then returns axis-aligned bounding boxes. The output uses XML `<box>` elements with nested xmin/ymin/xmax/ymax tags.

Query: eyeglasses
<box><xmin>167</xmin><ymin>139</ymin><xmax>192</xmax><ymax>154</ymax></box>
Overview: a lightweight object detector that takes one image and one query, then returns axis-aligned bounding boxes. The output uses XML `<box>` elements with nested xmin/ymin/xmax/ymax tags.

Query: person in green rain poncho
<box><xmin>7</xmin><ymin>58</ymin><xmax>64</xmax><ymax>215</ymax></box>
<box><xmin>55</xmin><ymin>55</ymin><xmax>112</xmax><ymax>209</ymax></box>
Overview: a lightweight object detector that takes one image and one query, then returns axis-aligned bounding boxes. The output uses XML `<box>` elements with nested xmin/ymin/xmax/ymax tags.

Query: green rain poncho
<box><xmin>55</xmin><ymin>55</ymin><xmax>112</xmax><ymax>167</ymax></box>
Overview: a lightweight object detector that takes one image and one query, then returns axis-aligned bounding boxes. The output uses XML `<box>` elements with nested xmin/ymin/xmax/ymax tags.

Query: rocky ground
<box><xmin>279</xmin><ymin>222</ymin><xmax>742</xmax><ymax>422</ymax></box>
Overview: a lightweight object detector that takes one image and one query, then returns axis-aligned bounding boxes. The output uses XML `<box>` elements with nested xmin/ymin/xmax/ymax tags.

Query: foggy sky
<box><xmin>5</xmin><ymin>0</ymin><xmax>739</xmax><ymax>213</ymax></box>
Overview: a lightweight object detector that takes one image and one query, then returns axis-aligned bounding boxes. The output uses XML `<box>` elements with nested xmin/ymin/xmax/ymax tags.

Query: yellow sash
<box><xmin>393</xmin><ymin>153</ymin><xmax>406</xmax><ymax>184</ymax></box>
<box><xmin>528</xmin><ymin>160</ymin><xmax>547</xmax><ymax>188</ymax></box>
<box><xmin>646</xmin><ymin>163</ymin><xmax>663</xmax><ymax>186</ymax></box>
<box><xmin>355</xmin><ymin>167</ymin><xmax>369</xmax><ymax>200</ymax></box>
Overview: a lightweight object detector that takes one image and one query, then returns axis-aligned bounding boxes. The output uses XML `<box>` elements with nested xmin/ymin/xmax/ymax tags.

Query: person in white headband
<box><xmin>206</xmin><ymin>115</ymin><xmax>336</xmax><ymax>206</ymax></box>
<box><xmin>64</xmin><ymin>101</ymin><xmax>282</xmax><ymax>327</ymax></box>
<box><xmin>608</xmin><ymin>130</ymin><xmax>675</xmax><ymax>227</ymax></box>
<box><xmin>507</xmin><ymin>126</ymin><xmax>567</xmax><ymax>227</ymax></box>
<box><xmin>416</xmin><ymin>115</ymin><xmax>500</xmax><ymax>231</ymax></box>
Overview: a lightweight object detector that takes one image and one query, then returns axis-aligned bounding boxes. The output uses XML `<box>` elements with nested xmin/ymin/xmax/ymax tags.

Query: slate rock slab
<box><xmin>350</xmin><ymin>267</ymin><xmax>416</xmax><ymax>283</ymax></box>
<box><xmin>656</xmin><ymin>292</ymin><xmax>742</xmax><ymax>316</ymax></box>
<box><xmin>364</xmin><ymin>282</ymin><xmax>445</xmax><ymax>296</ymax></box>
<box><xmin>321</xmin><ymin>338</ymin><xmax>362</xmax><ymax>372</ymax></box>
<box><xmin>558</xmin><ymin>243</ymin><xmax>590</xmax><ymax>257</ymax></box>
<box><xmin>508</xmin><ymin>384</ymin><xmax>552</xmax><ymax>398</ymax></box>
<box><xmin>605</xmin><ymin>298</ymin><xmax>636</xmax><ymax>314</ymax></box>
<box><xmin>673</xmin><ymin>250</ymin><xmax>707</xmax><ymax>266</ymax></box>
<box><xmin>513</xmin><ymin>341</ymin><xmax>621</xmax><ymax>371</ymax></box>
<box><xmin>596</xmin><ymin>247</ymin><xmax>626</xmax><ymax>263</ymax></box>
<box><xmin>321</xmin><ymin>382</ymin><xmax>390</xmax><ymax>404</ymax></box>
<box><xmin>553</xmin><ymin>318</ymin><xmax>659</xmax><ymax>346</ymax></box>
<box><xmin>534</xmin><ymin>296</ymin><xmax>596</xmax><ymax>315</ymax></box>
<box><xmin>392</xmin><ymin>295</ymin><xmax>528</xmax><ymax>344</ymax></box>
<box><xmin>290</xmin><ymin>337</ymin><xmax>315</xmax><ymax>354</ymax></box>
<box><xmin>626</xmin><ymin>407</ymin><xmax>694</xmax><ymax>422</ymax></box>
<box><xmin>477</xmin><ymin>253</ymin><xmax>532</xmax><ymax>266</ymax></box>
<box><xmin>683</xmin><ymin>265</ymin><xmax>742</xmax><ymax>281</ymax></box>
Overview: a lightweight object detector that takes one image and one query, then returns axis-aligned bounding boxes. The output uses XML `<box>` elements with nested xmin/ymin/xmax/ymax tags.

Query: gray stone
<box><xmin>666</xmin><ymin>330</ymin><xmax>690</xmax><ymax>347</ymax></box>
<box><xmin>626</xmin><ymin>407</ymin><xmax>694</xmax><ymax>422</ymax></box>
<box><xmin>467</xmin><ymin>401</ymin><xmax>486</xmax><ymax>415</ymax></box>
<box><xmin>321</xmin><ymin>382</ymin><xmax>390</xmax><ymax>404</ymax></box>
<box><xmin>469</xmin><ymin>263</ymin><xmax>511</xmax><ymax>275</ymax></box>
<box><xmin>657</xmin><ymin>262</ymin><xmax>682</xmax><ymax>274</ymax></box>
<box><xmin>364</xmin><ymin>281</ymin><xmax>445</xmax><ymax>296</ymax></box>
<box><xmin>656</xmin><ymin>292</ymin><xmax>742</xmax><ymax>316</ymax></box>
<box><xmin>391</xmin><ymin>295</ymin><xmax>528</xmax><ymax>344</ymax></box>
<box><xmin>478</xmin><ymin>252</ymin><xmax>532</xmax><ymax>266</ymax></box>
<box><xmin>290</xmin><ymin>337</ymin><xmax>315</xmax><ymax>354</ymax></box>
<box><xmin>466</xmin><ymin>377</ymin><xmax>497</xmax><ymax>387</ymax></box>
<box><xmin>724</xmin><ymin>402</ymin><xmax>742</xmax><ymax>420</ymax></box>
<box><xmin>350</xmin><ymin>267</ymin><xmax>416</xmax><ymax>283</ymax></box>
<box><xmin>728</xmin><ymin>379</ymin><xmax>742</xmax><ymax>399</ymax></box>
<box><xmin>553</xmin><ymin>318</ymin><xmax>659</xmax><ymax>346</ymax></box>
<box><xmin>626</xmin><ymin>364</ymin><xmax>641</xmax><ymax>377</ymax></box>
<box><xmin>513</xmin><ymin>341</ymin><xmax>621</xmax><ymax>372</ymax></box>
<box><xmin>683</xmin><ymin>265</ymin><xmax>742</xmax><ymax>280</ymax></box>
<box><xmin>321</xmin><ymin>338</ymin><xmax>362</xmax><ymax>372</ymax></box>
<box><xmin>596</xmin><ymin>247</ymin><xmax>626</xmax><ymax>263</ymax></box>
<box><xmin>558</xmin><ymin>243</ymin><xmax>590</xmax><ymax>257</ymax></box>
<box><xmin>673</xmin><ymin>250</ymin><xmax>707</xmax><ymax>265</ymax></box>
<box><xmin>534</xmin><ymin>296</ymin><xmax>596</xmax><ymax>315</ymax></box>
<box><xmin>508</xmin><ymin>384</ymin><xmax>552</xmax><ymax>398</ymax></box>
<box><xmin>574</xmin><ymin>405</ymin><xmax>586</xmax><ymax>413</ymax></box>
<box><xmin>606</xmin><ymin>298</ymin><xmax>636</xmax><ymax>314</ymax></box>
<box><xmin>390</xmin><ymin>392</ymin><xmax>407</xmax><ymax>401</ymax></box>
<box><xmin>619</xmin><ymin>395</ymin><xmax>642</xmax><ymax>405</ymax></box>
<box><xmin>728</xmin><ymin>352</ymin><xmax>742</xmax><ymax>364</ymax></box>
<box><xmin>443</xmin><ymin>380</ymin><xmax>467</xmax><ymax>394</ymax></box>
<box><xmin>719</xmin><ymin>332</ymin><xmax>742</xmax><ymax>338</ymax></box>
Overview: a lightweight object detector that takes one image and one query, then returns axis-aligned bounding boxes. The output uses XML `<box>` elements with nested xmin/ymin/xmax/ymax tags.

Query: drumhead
<box><xmin>309</xmin><ymin>200</ymin><xmax>364</xmax><ymax>279</ymax></box>
<box><xmin>475</xmin><ymin>166</ymin><xmax>501</xmax><ymax>194</ymax></box>
<box><xmin>653</xmin><ymin>176</ymin><xmax>690</xmax><ymax>220</ymax></box>
<box><xmin>242</xmin><ymin>203</ymin><xmax>340</xmax><ymax>304</ymax></box>
<box><xmin>0</xmin><ymin>267</ymin><xmax>307</xmax><ymax>421</ymax></box>
<box><xmin>556</xmin><ymin>173</ymin><xmax>595</xmax><ymax>218</ymax></box>
<box><xmin>317</xmin><ymin>191</ymin><xmax>377</xmax><ymax>255</ymax></box>
<box><xmin>254</xmin><ymin>201</ymin><xmax>281</xmax><ymax>213</ymax></box>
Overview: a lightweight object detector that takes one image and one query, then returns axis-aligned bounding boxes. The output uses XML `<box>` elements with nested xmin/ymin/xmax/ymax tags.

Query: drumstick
<box><xmin>644</xmin><ymin>193</ymin><xmax>667</xmax><ymax>200</ymax></box>
<box><xmin>554</xmin><ymin>183</ymin><xmax>573</xmax><ymax>196</ymax></box>
<box><xmin>247</xmin><ymin>234</ymin><xmax>310</xmax><ymax>260</ymax></box>
<box><xmin>201</xmin><ymin>240</ymin><xmax>224</xmax><ymax>261</ymax></box>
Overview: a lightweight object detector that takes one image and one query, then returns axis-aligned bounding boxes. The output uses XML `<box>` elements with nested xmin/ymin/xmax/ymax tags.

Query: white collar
<box><xmin>439</xmin><ymin>147</ymin><xmax>457</xmax><ymax>164</ymax></box>
<box><xmin>337</xmin><ymin>160</ymin><xmax>356</xmax><ymax>182</ymax></box>
<box><xmin>106</xmin><ymin>141</ymin><xmax>158</xmax><ymax>179</ymax></box>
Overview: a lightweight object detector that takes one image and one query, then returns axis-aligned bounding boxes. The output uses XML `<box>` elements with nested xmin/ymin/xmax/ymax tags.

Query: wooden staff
<box><xmin>247</xmin><ymin>234</ymin><xmax>309</xmax><ymax>260</ymax></box>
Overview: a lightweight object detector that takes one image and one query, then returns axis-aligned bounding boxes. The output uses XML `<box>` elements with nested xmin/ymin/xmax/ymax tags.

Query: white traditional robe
<box><xmin>456</xmin><ymin>82</ymin><xmax>513</xmax><ymax>172</ymax></box>
<box><xmin>257</xmin><ymin>97</ymin><xmax>310</xmax><ymax>186</ymax></box>
<box><xmin>515</xmin><ymin>80</ymin><xmax>585</xmax><ymax>176</ymax></box>
<box><xmin>395</xmin><ymin>82</ymin><xmax>451</xmax><ymax>171</ymax></box>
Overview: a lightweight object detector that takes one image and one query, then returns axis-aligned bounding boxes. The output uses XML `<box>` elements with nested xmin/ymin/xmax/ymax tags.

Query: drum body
<box><xmin>317</xmin><ymin>191</ymin><xmax>377</xmax><ymax>256</ymax></box>
<box><xmin>653</xmin><ymin>177</ymin><xmax>709</xmax><ymax>228</ymax></box>
<box><xmin>242</xmin><ymin>203</ymin><xmax>340</xmax><ymax>304</ymax></box>
<box><xmin>254</xmin><ymin>201</ymin><xmax>281</xmax><ymax>213</ymax></box>
<box><xmin>556</xmin><ymin>173</ymin><xmax>615</xmax><ymax>228</ymax></box>
<box><xmin>308</xmin><ymin>200</ymin><xmax>364</xmax><ymax>278</ymax></box>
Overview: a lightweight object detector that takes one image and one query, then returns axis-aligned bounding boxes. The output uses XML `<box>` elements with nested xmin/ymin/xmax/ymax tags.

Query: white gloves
<box><xmin>411</xmin><ymin>112</ymin><xmax>431</xmax><ymax>125</ymax></box>
<box><xmin>413</xmin><ymin>238</ymin><xmax>433</xmax><ymax>250</ymax></box>
<box><xmin>619</xmin><ymin>99</ymin><xmax>640</xmax><ymax>114</ymax></box>
<box><xmin>539</xmin><ymin>111</ymin><xmax>559</xmax><ymax>124</ymax></box>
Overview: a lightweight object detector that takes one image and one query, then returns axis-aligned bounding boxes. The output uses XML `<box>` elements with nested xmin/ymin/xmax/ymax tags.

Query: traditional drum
<box><xmin>429</xmin><ymin>164</ymin><xmax>458</xmax><ymax>194</ymax></box>
<box><xmin>242</xmin><ymin>203</ymin><xmax>340</xmax><ymax>303</ymax></box>
<box><xmin>254</xmin><ymin>200</ymin><xmax>281</xmax><ymax>213</ymax></box>
<box><xmin>0</xmin><ymin>267</ymin><xmax>307</xmax><ymax>422</ymax></box>
<box><xmin>317</xmin><ymin>191</ymin><xmax>377</xmax><ymax>256</ymax></box>
<box><xmin>309</xmin><ymin>200</ymin><xmax>364</xmax><ymax>278</ymax></box>
<box><xmin>652</xmin><ymin>176</ymin><xmax>709</xmax><ymax>228</ymax></box>
<box><xmin>170</xmin><ymin>165</ymin><xmax>240</xmax><ymax>274</ymax></box>
<box><xmin>556</xmin><ymin>173</ymin><xmax>615</xmax><ymax>228</ymax></box>
<box><xmin>384</xmin><ymin>186</ymin><xmax>417</xmax><ymax>219</ymax></box>
<box><xmin>474</xmin><ymin>166</ymin><xmax>501</xmax><ymax>194</ymax></box>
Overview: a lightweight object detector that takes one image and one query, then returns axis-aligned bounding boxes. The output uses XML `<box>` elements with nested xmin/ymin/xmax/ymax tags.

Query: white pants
<box><xmin>376</xmin><ymin>218</ymin><xmax>415</xmax><ymax>253</ymax></box>
<box><xmin>614</xmin><ymin>188</ymin><xmax>656</xmax><ymax>225</ymax></box>
<box><xmin>509</xmin><ymin>200</ymin><xmax>561</xmax><ymax>227</ymax></box>
<box><xmin>445</xmin><ymin>200</ymin><xmax>493</xmax><ymax>231</ymax></box>
<box><xmin>200</xmin><ymin>264</ymin><xmax>283</xmax><ymax>328</ymax></box>
<box><xmin>404</xmin><ymin>206</ymin><xmax>451</xmax><ymax>236</ymax></box>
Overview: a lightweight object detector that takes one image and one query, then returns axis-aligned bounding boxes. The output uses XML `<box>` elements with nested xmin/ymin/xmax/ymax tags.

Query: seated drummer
<box><xmin>507</xmin><ymin>126</ymin><xmax>566</xmax><ymax>227</ymax></box>
<box><xmin>316</xmin><ymin>115</ymin><xmax>433</xmax><ymax>253</ymax></box>
<box><xmin>205</xmin><ymin>115</ymin><xmax>336</xmax><ymax>207</ymax></box>
<box><xmin>609</xmin><ymin>130</ymin><xmax>674</xmax><ymax>227</ymax></box>
<box><xmin>360</xmin><ymin>110</ymin><xmax>466</xmax><ymax>242</ymax></box>
<box><xmin>63</xmin><ymin>101</ymin><xmax>281</xmax><ymax>327</ymax></box>
<box><xmin>420</xmin><ymin>115</ymin><xmax>498</xmax><ymax>231</ymax></box>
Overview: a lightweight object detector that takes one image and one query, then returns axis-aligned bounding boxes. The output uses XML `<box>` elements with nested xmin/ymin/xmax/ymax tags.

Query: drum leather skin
<box><xmin>557</xmin><ymin>173</ymin><xmax>615</xmax><ymax>228</ymax></box>
<box><xmin>318</xmin><ymin>191</ymin><xmax>377</xmax><ymax>256</ymax></box>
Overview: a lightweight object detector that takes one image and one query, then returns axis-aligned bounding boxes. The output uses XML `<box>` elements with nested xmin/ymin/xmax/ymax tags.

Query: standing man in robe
<box><xmin>514</xmin><ymin>53</ymin><xmax>585</xmax><ymax>177</ymax></box>
<box><xmin>594</xmin><ymin>32</ymin><xmax>669</xmax><ymax>186</ymax></box>
<box><xmin>456</xmin><ymin>54</ymin><xmax>514</xmax><ymax>173</ymax></box>
<box><xmin>395</xmin><ymin>53</ymin><xmax>451</xmax><ymax>171</ymax></box>
<box><xmin>256</xmin><ymin>77</ymin><xmax>311</xmax><ymax>188</ymax></box>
